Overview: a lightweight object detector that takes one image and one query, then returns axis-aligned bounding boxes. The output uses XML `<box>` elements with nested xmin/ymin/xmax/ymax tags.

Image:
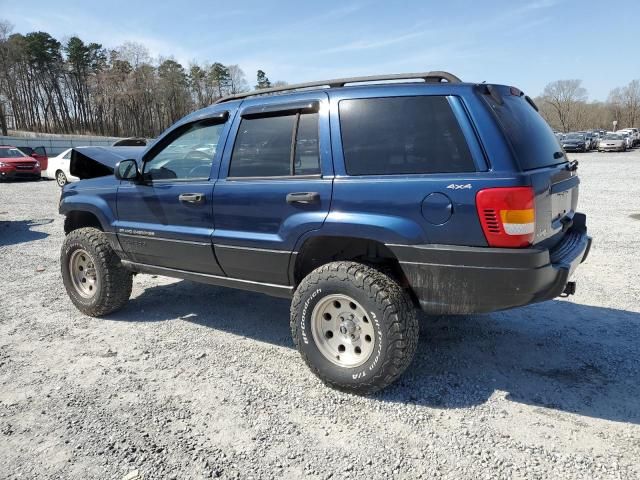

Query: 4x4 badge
<box><xmin>446</xmin><ymin>184</ymin><xmax>472</xmax><ymax>190</ymax></box>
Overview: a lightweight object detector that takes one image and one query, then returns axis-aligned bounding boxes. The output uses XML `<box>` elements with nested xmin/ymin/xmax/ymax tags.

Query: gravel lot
<box><xmin>1</xmin><ymin>149</ymin><xmax>640</xmax><ymax>480</ymax></box>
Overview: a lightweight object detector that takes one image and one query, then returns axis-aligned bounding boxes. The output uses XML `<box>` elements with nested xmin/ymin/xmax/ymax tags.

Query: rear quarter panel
<box><xmin>323</xmin><ymin>85</ymin><xmax>524</xmax><ymax>247</ymax></box>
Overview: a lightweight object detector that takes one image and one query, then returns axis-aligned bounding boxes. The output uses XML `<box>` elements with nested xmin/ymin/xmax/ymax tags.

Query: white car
<box><xmin>43</xmin><ymin>148</ymin><xmax>79</xmax><ymax>186</ymax></box>
<box><xmin>619</xmin><ymin>128</ymin><xmax>639</xmax><ymax>147</ymax></box>
<box><xmin>618</xmin><ymin>132</ymin><xmax>633</xmax><ymax>150</ymax></box>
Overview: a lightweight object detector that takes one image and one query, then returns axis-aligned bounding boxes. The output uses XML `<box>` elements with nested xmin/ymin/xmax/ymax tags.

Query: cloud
<box><xmin>319</xmin><ymin>30</ymin><xmax>426</xmax><ymax>54</ymax></box>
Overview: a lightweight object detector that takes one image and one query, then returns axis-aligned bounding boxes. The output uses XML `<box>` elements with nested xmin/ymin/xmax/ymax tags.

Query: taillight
<box><xmin>476</xmin><ymin>187</ymin><xmax>535</xmax><ymax>248</ymax></box>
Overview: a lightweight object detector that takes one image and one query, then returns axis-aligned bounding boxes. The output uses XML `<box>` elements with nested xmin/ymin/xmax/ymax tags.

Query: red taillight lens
<box><xmin>476</xmin><ymin>187</ymin><xmax>535</xmax><ymax>248</ymax></box>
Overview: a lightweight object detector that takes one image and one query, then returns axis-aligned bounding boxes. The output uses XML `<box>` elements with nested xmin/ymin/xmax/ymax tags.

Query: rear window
<box><xmin>339</xmin><ymin>96</ymin><xmax>475</xmax><ymax>175</ymax></box>
<box><xmin>481</xmin><ymin>86</ymin><xmax>566</xmax><ymax>170</ymax></box>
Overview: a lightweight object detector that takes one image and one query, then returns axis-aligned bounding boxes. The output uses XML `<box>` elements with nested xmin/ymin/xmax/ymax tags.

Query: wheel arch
<box><xmin>60</xmin><ymin>194</ymin><xmax>116</xmax><ymax>235</ymax></box>
<box><xmin>63</xmin><ymin>210</ymin><xmax>104</xmax><ymax>234</ymax></box>
<box><xmin>290</xmin><ymin>234</ymin><xmax>410</xmax><ymax>292</ymax></box>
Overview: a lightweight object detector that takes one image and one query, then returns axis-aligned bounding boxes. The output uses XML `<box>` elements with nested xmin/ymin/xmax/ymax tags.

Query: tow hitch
<box><xmin>560</xmin><ymin>281</ymin><xmax>576</xmax><ymax>297</ymax></box>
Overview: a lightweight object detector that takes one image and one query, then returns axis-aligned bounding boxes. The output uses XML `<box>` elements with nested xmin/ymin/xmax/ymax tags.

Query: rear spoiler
<box><xmin>70</xmin><ymin>146</ymin><xmax>145</xmax><ymax>179</ymax></box>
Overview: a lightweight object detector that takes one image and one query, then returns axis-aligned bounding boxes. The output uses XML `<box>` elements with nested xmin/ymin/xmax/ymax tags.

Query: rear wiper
<box><xmin>565</xmin><ymin>159</ymin><xmax>579</xmax><ymax>171</ymax></box>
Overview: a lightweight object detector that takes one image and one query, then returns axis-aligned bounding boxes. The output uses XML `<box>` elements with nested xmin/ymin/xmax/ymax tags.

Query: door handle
<box><xmin>286</xmin><ymin>192</ymin><xmax>320</xmax><ymax>204</ymax></box>
<box><xmin>179</xmin><ymin>193</ymin><xmax>205</xmax><ymax>204</ymax></box>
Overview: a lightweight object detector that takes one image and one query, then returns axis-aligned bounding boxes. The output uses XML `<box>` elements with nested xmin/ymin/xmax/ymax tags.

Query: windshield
<box><xmin>565</xmin><ymin>134</ymin><xmax>584</xmax><ymax>140</ymax></box>
<box><xmin>0</xmin><ymin>147</ymin><xmax>28</xmax><ymax>158</ymax></box>
<box><xmin>604</xmin><ymin>134</ymin><xmax>621</xmax><ymax>140</ymax></box>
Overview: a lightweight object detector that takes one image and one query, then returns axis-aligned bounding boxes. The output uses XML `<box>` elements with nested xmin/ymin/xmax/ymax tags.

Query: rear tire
<box><xmin>61</xmin><ymin>227</ymin><xmax>132</xmax><ymax>316</ymax></box>
<box><xmin>56</xmin><ymin>170</ymin><xmax>68</xmax><ymax>187</ymax></box>
<box><xmin>290</xmin><ymin>261</ymin><xmax>418</xmax><ymax>394</ymax></box>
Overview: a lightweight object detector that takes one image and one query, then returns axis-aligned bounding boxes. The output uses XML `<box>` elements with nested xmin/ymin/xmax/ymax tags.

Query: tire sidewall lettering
<box><xmin>300</xmin><ymin>288</ymin><xmax>322</xmax><ymax>345</ymax></box>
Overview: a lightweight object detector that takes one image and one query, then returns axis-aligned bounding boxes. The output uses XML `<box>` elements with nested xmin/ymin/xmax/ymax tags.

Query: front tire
<box><xmin>290</xmin><ymin>261</ymin><xmax>418</xmax><ymax>394</ymax></box>
<box><xmin>56</xmin><ymin>170</ymin><xmax>68</xmax><ymax>187</ymax></box>
<box><xmin>61</xmin><ymin>227</ymin><xmax>133</xmax><ymax>316</ymax></box>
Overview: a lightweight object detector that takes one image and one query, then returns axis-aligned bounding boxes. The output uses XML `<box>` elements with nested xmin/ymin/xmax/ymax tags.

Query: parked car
<box><xmin>0</xmin><ymin>145</ymin><xmax>41</xmax><ymax>180</ymax></box>
<box><xmin>618</xmin><ymin>128</ymin><xmax>639</xmax><ymax>147</ymax></box>
<box><xmin>560</xmin><ymin>133</ymin><xmax>588</xmax><ymax>152</ymax></box>
<box><xmin>618</xmin><ymin>131</ymin><xmax>632</xmax><ymax>149</ymax></box>
<box><xmin>577</xmin><ymin>131</ymin><xmax>596</xmax><ymax>150</ymax></box>
<box><xmin>598</xmin><ymin>133</ymin><xmax>626</xmax><ymax>152</ymax></box>
<box><xmin>17</xmin><ymin>146</ymin><xmax>49</xmax><ymax>175</ymax></box>
<box><xmin>58</xmin><ymin>72</ymin><xmax>591</xmax><ymax>393</ymax></box>
<box><xmin>43</xmin><ymin>148</ymin><xmax>79</xmax><ymax>186</ymax></box>
<box><xmin>112</xmin><ymin>137</ymin><xmax>148</xmax><ymax>147</ymax></box>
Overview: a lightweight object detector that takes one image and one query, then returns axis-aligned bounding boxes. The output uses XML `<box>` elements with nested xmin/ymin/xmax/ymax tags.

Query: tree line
<box><xmin>0</xmin><ymin>21</ymin><xmax>282</xmax><ymax>137</ymax></box>
<box><xmin>1</xmin><ymin>20</ymin><xmax>638</xmax><ymax>138</ymax></box>
<box><xmin>535</xmin><ymin>79</ymin><xmax>639</xmax><ymax>133</ymax></box>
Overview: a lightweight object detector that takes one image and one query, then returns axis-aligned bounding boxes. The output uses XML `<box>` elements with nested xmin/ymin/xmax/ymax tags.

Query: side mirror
<box><xmin>115</xmin><ymin>159</ymin><xmax>139</xmax><ymax>181</ymax></box>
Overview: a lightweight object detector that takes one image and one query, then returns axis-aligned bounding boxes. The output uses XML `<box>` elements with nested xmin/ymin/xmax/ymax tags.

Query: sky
<box><xmin>1</xmin><ymin>0</ymin><xmax>638</xmax><ymax>100</ymax></box>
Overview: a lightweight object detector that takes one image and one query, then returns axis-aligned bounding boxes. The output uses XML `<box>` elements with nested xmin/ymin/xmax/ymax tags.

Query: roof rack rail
<box><xmin>214</xmin><ymin>71</ymin><xmax>462</xmax><ymax>104</ymax></box>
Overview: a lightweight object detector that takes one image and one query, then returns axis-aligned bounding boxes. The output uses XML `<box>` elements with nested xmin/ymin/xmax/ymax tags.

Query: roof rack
<box><xmin>214</xmin><ymin>71</ymin><xmax>462</xmax><ymax>104</ymax></box>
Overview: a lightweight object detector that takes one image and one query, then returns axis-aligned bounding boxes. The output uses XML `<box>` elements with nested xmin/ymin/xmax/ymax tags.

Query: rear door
<box><xmin>116</xmin><ymin>115</ymin><xmax>230</xmax><ymax>274</ymax></box>
<box><xmin>478</xmin><ymin>85</ymin><xmax>575</xmax><ymax>247</ymax></box>
<box><xmin>212</xmin><ymin>93</ymin><xmax>333</xmax><ymax>285</ymax></box>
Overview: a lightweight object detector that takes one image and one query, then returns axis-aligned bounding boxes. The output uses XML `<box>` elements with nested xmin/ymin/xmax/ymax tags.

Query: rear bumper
<box><xmin>388</xmin><ymin>213</ymin><xmax>592</xmax><ymax>314</ymax></box>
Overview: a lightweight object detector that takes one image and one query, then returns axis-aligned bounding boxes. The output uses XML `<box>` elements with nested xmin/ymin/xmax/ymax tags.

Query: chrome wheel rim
<box><xmin>69</xmin><ymin>249</ymin><xmax>99</xmax><ymax>298</ymax></box>
<box><xmin>311</xmin><ymin>294</ymin><xmax>375</xmax><ymax>368</ymax></box>
<box><xmin>56</xmin><ymin>172</ymin><xmax>66</xmax><ymax>186</ymax></box>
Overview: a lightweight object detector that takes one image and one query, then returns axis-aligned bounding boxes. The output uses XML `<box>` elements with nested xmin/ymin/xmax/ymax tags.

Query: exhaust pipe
<box><xmin>561</xmin><ymin>281</ymin><xmax>576</xmax><ymax>297</ymax></box>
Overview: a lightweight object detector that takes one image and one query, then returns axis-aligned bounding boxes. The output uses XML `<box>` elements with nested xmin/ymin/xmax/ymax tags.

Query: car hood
<box><xmin>70</xmin><ymin>146</ymin><xmax>145</xmax><ymax>179</ymax></box>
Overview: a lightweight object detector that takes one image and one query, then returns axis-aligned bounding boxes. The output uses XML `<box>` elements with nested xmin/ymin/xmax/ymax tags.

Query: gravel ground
<box><xmin>1</xmin><ymin>149</ymin><xmax>639</xmax><ymax>480</ymax></box>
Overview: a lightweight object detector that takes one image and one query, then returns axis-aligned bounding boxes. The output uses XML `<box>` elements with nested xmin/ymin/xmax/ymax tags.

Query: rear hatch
<box><xmin>478</xmin><ymin>84</ymin><xmax>578</xmax><ymax>248</ymax></box>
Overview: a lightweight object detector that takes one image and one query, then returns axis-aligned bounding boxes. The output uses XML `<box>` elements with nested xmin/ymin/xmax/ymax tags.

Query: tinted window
<box><xmin>229</xmin><ymin>112</ymin><xmax>320</xmax><ymax>177</ymax></box>
<box><xmin>339</xmin><ymin>96</ymin><xmax>474</xmax><ymax>175</ymax></box>
<box><xmin>481</xmin><ymin>86</ymin><xmax>567</xmax><ymax>170</ymax></box>
<box><xmin>143</xmin><ymin>120</ymin><xmax>223</xmax><ymax>181</ymax></box>
<box><xmin>294</xmin><ymin>113</ymin><xmax>320</xmax><ymax>175</ymax></box>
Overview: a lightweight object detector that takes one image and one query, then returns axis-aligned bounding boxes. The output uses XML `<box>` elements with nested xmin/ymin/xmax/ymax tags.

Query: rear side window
<box><xmin>480</xmin><ymin>86</ymin><xmax>566</xmax><ymax>170</ymax></box>
<box><xmin>339</xmin><ymin>96</ymin><xmax>475</xmax><ymax>175</ymax></box>
<box><xmin>229</xmin><ymin>112</ymin><xmax>320</xmax><ymax>177</ymax></box>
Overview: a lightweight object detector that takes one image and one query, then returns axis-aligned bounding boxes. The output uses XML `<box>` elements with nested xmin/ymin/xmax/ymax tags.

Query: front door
<box><xmin>212</xmin><ymin>93</ymin><xmax>333</xmax><ymax>285</ymax></box>
<box><xmin>116</xmin><ymin>116</ymin><xmax>229</xmax><ymax>275</ymax></box>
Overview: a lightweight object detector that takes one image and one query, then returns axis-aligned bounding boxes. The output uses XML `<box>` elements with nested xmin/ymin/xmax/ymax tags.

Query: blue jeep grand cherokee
<box><xmin>59</xmin><ymin>71</ymin><xmax>591</xmax><ymax>393</ymax></box>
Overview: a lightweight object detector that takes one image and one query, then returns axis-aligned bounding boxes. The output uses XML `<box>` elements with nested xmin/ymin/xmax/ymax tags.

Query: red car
<box><xmin>17</xmin><ymin>146</ymin><xmax>49</xmax><ymax>173</ymax></box>
<box><xmin>0</xmin><ymin>145</ymin><xmax>41</xmax><ymax>181</ymax></box>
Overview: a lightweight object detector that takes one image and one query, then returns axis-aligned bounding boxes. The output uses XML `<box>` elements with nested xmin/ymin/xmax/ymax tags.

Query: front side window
<box><xmin>143</xmin><ymin>120</ymin><xmax>224</xmax><ymax>181</ymax></box>
<box><xmin>229</xmin><ymin>112</ymin><xmax>320</xmax><ymax>177</ymax></box>
<box><xmin>339</xmin><ymin>96</ymin><xmax>475</xmax><ymax>175</ymax></box>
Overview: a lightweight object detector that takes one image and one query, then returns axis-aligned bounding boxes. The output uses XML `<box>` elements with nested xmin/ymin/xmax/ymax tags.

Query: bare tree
<box><xmin>621</xmin><ymin>80</ymin><xmax>640</xmax><ymax>127</ymax></box>
<box><xmin>0</xmin><ymin>19</ymin><xmax>14</xmax><ymax>135</ymax></box>
<box><xmin>227</xmin><ymin>64</ymin><xmax>248</xmax><ymax>94</ymax></box>
<box><xmin>540</xmin><ymin>80</ymin><xmax>587</xmax><ymax>132</ymax></box>
<box><xmin>117</xmin><ymin>41</ymin><xmax>150</xmax><ymax>68</ymax></box>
